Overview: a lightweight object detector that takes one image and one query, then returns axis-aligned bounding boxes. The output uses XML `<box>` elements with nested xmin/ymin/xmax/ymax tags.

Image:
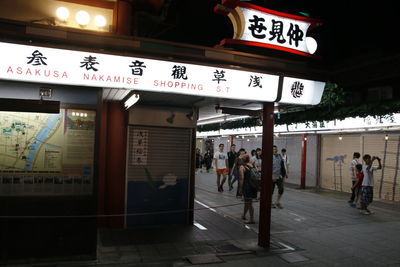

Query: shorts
<box><xmin>272</xmin><ymin>178</ymin><xmax>284</xmax><ymax>195</ymax></box>
<box><xmin>361</xmin><ymin>186</ymin><xmax>373</xmax><ymax>206</ymax></box>
<box><xmin>216</xmin><ymin>168</ymin><xmax>227</xmax><ymax>175</ymax></box>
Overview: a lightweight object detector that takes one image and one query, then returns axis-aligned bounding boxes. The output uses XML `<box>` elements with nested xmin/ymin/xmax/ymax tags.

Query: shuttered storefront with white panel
<box><xmin>320</xmin><ymin>134</ymin><xmax>400</xmax><ymax>202</ymax></box>
<box><xmin>362</xmin><ymin>135</ymin><xmax>400</xmax><ymax>202</ymax></box>
<box><xmin>126</xmin><ymin>125</ymin><xmax>192</xmax><ymax>227</ymax></box>
<box><xmin>320</xmin><ymin>135</ymin><xmax>360</xmax><ymax>192</ymax></box>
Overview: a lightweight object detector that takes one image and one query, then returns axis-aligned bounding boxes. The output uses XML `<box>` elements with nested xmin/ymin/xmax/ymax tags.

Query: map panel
<box><xmin>0</xmin><ymin>109</ymin><xmax>96</xmax><ymax>196</ymax></box>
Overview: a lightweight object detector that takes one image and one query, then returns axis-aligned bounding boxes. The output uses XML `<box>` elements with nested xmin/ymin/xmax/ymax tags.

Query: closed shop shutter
<box><xmin>320</xmin><ymin>135</ymin><xmax>361</xmax><ymax>192</ymax></box>
<box><xmin>126</xmin><ymin>125</ymin><xmax>192</xmax><ymax>226</ymax></box>
<box><xmin>363</xmin><ymin>135</ymin><xmax>400</xmax><ymax>201</ymax></box>
<box><xmin>274</xmin><ymin>135</ymin><xmax>302</xmax><ymax>185</ymax></box>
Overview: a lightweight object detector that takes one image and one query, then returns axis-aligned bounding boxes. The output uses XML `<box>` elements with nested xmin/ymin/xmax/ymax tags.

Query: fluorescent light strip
<box><xmin>193</xmin><ymin>222</ymin><xmax>207</xmax><ymax>230</ymax></box>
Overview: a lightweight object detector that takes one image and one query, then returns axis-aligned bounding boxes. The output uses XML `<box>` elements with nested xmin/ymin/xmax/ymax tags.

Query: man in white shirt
<box><xmin>213</xmin><ymin>144</ymin><xmax>228</xmax><ymax>192</ymax></box>
<box><xmin>360</xmin><ymin>154</ymin><xmax>382</xmax><ymax>215</ymax></box>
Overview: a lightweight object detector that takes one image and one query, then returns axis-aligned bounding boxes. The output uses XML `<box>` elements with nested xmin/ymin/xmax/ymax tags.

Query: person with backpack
<box><xmin>272</xmin><ymin>145</ymin><xmax>286</xmax><ymax>209</ymax></box>
<box><xmin>239</xmin><ymin>154</ymin><xmax>257</xmax><ymax>224</ymax></box>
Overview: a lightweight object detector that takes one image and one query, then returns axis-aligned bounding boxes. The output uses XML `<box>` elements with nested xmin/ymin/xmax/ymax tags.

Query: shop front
<box><xmin>0</xmin><ymin>15</ymin><xmax>326</xmax><ymax>260</ymax></box>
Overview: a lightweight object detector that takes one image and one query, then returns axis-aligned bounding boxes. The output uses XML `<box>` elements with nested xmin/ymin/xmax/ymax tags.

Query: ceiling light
<box><xmin>124</xmin><ymin>94</ymin><xmax>140</xmax><ymax>109</ymax></box>
<box><xmin>94</xmin><ymin>15</ymin><xmax>107</xmax><ymax>27</ymax></box>
<box><xmin>75</xmin><ymin>10</ymin><xmax>90</xmax><ymax>26</ymax></box>
<box><xmin>56</xmin><ymin>7</ymin><xmax>70</xmax><ymax>21</ymax></box>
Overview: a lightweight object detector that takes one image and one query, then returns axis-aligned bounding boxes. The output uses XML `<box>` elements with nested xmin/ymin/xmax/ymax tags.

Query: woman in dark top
<box><xmin>230</xmin><ymin>148</ymin><xmax>246</xmax><ymax>196</ymax></box>
<box><xmin>239</xmin><ymin>154</ymin><xmax>257</xmax><ymax>224</ymax></box>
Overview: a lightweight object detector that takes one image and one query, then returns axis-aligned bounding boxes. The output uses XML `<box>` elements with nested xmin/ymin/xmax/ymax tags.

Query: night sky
<box><xmin>155</xmin><ymin>0</ymin><xmax>398</xmax><ymax>64</ymax></box>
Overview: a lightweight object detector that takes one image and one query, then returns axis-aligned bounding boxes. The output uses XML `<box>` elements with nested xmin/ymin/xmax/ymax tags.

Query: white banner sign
<box><xmin>280</xmin><ymin>77</ymin><xmax>325</xmax><ymax>105</ymax></box>
<box><xmin>0</xmin><ymin>42</ymin><xmax>279</xmax><ymax>102</ymax></box>
<box><xmin>240</xmin><ymin>7</ymin><xmax>311</xmax><ymax>53</ymax></box>
<box><xmin>225</xmin><ymin>2</ymin><xmax>323</xmax><ymax>57</ymax></box>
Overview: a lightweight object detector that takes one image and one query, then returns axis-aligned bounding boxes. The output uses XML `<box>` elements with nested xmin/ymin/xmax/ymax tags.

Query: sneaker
<box><xmin>350</xmin><ymin>203</ymin><xmax>356</xmax><ymax>208</ymax></box>
<box><xmin>276</xmin><ymin>203</ymin><xmax>283</xmax><ymax>209</ymax></box>
<box><xmin>360</xmin><ymin>210</ymin><xmax>370</xmax><ymax>215</ymax></box>
<box><xmin>241</xmin><ymin>215</ymin><xmax>246</xmax><ymax>220</ymax></box>
<box><xmin>229</xmin><ymin>185</ymin><xmax>234</xmax><ymax>191</ymax></box>
<box><xmin>348</xmin><ymin>200</ymin><xmax>353</xmax><ymax>204</ymax></box>
<box><xmin>366</xmin><ymin>209</ymin><xmax>374</xmax><ymax>214</ymax></box>
<box><xmin>218</xmin><ymin>186</ymin><xmax>222</xmax><ymax>192</ymax></box>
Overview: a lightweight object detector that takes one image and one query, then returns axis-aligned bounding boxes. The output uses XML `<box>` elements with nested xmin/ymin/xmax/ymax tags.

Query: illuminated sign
<box><xmin>280</xmin><ymin>77</ymin><xmax>325</xmax><ymax>105</ymax></box>
<box><xmin>0</xmin><ymin>42</ymin><xmax>279</xmax><ymax>103</ymax></box>
<box><xmin>217</xmin><ymin>2</ymin><xmax>323</xmax><ymax>57</ymax></box>
<box><xmin>0</xmin><ymin>42</ymin><xmax>325</xmax><ymax>105</ymax></box>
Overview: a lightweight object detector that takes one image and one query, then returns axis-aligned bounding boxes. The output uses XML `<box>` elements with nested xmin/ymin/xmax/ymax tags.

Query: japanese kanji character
<box><xmin>171</xmin><ymin>65</ymin><xmax>188</xmax><ymax>80</ymax></box>
<box><xmin>129</xmin><ymin>60</ymin><xmax>146</xmax><ymax>76</ymax></box>
<box><xmin>27</xmin><ymin>50</ymin><xmax>47</xmax><ymax>66</ymax></box>
<box><xmin>212</xmin><ymin>70</ymin><xmax>226</xmax><ymax>84</ymax></box>
<box><xmin>248</xmin><ymin>75</ymin><xmax>262</xmax><ymax>88</ymax></box>
<box><xmin>269</xmin><ymin>19</ymin><xmax>286</xmax><ymax>44</ymax></box>
<box><xmin>287</xmin><ymin>23</ymin><xmax>304</xmax><ymax>47</ymax></box>
<box><xmin>248</xmin><ymin>15</ymin><xmax>267</xmax><ymax>39</ymax></box>
<box><xmin>291</xmin><ymin>81</ymin><xmax>304</xmax><ymax>98</ymax></box>
<box><xmin>80</xmin><ymin>55</ymin><xmax>99</xmax><ymax>71</ymax></box>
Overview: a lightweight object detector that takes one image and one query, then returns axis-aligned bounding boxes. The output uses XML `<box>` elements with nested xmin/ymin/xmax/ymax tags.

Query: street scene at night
<box><xmin>0</xmin><ymin>0</ymin><xmax>399</xmax><ymax>266</ymax></box>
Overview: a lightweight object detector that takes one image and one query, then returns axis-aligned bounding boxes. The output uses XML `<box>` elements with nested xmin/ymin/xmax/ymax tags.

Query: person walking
<box><xmin>281</xmin><ymin>148</ymin><xmax>289</xmax><ymax>179</ymax></box>
<box><xmin>213</xmin><ymin>144</ymin><xmax>228</xmax><ymax>192</ymax></box>
<box><xmin>195</xmin><ymin>148</ymin><xmax>202</xmax><ymax>173</ymax></box>
<box><xmin>348</xmin><ymin>152</ymin><xmax>361</xmax><ymax>205</ymax></box>
<box><xmin>203</xmin><ymin>150</ymin><xmax>213</xmax><ymax>173</ymax></box>
<box><xmin>272</xmin><ymin>145</ymin><xmax>286</xmax><ymax>208</ymax></box>
<box><xmin>239</xmin><ymin>154</ymin><xmax>256</xmax><ymax>224</ymax></box>
<box><xmin>351</xmin><ymin>164</ymin><xmax>364</xmax><ymax>208</ymax></box>
<box><xmin>227</xmin><ymin>144</ymin><xmax>238</xmax><ymax>191</ymax></box>
<box><xmin>253</xmin><ymin>148</ymin><xmax>262</xmax><ymax>173</ymax></box>
<box><xmin>360</xmin><ymin>154</ymin><xmax>382</xmax><ymax>214</ymax></box>
<box><xmin>231</xmin><ymin>148</ymin><xmax>246</xmax><ymax>195</ymax></box>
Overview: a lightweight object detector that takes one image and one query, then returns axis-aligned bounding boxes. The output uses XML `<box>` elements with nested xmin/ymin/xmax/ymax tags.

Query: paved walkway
<box><xmin>7</xmin><ymin>171</ymin><xmax>400</xmax><ymax>266</ymax></box>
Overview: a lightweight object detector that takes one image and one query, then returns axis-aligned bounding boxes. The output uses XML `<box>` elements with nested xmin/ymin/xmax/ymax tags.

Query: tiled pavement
<box><xmin>7</xmin><ymin>171</ymin><xmax>400</xmax><ymax>266</ymax></box>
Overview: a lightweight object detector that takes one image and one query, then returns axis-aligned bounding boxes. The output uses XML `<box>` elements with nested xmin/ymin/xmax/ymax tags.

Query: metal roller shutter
<box><xmin>126</xmin><ymin>125</ymin><xmax>192</xmax><ymax>227</ymax></box>
<box><xmin>320</xmin><ymin>135</ymin><xmax>361</xmax><ymax>192</ymax></box>
<box><xmin>363</xmin><ymin>135</ymin><xmax>400</xmax><ymax>202</ymax></box>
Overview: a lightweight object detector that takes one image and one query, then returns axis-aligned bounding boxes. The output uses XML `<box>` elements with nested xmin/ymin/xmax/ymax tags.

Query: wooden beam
<box><xmin>55</xmin><ymin>0</ymin><xmax>115</xmax><ymax>9</ymax></box>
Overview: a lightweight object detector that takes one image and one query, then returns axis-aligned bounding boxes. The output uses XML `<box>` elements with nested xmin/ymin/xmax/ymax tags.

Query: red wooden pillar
<box><xmin>113</xmin><ymin>0</ymin><xmax>132</xmax><ymax>35</ymax></box>
<box><xmin>300</xmin><ymin>134</ymin><xmax>308</xmax><ymax>189</ymax></box>
<box><xmin>258</xmin><ymin>102</ymin><xmax>274</xmax><ymax>248</ymax></box>
<box><xmin>229</xmin><ymin>135</ymin><xmax>234</xmax><ymax>145</ymax></box>
<box><xmin>105</xmin><ymin>102</ymin><xmax>127</xmax><ymax>228</ymax></box>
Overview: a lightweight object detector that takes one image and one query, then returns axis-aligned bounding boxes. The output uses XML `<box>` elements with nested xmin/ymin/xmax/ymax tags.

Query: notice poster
<box><xmin>131</xmin><ymin>129</ymin><xmax>148</xmax><ymax>165</ymax></box>
<box><xmin>0</xmin><ymin>109</ymin><xmax>95</xmax><ymax>196</ymax></box>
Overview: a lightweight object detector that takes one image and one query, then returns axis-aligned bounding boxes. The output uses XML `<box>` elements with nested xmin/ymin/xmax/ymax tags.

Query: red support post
<box><xmin>258</xmin><ymin>102</ymin><xmax>274</xmax><ymax>248</ymax></box>
<box><xmin>113</xmin><ymin>0</ymin><xmax>132</xmax><ymax>35</ymax></box>
<box><xmin>105</xmin><ymin>102</ymin><xmax>127</xmax><ymax>228</ymax></box>
<box><xmin>300</xmin><ymin>134</ymin><xmax>308</xmax><ymax>189</ymax></box>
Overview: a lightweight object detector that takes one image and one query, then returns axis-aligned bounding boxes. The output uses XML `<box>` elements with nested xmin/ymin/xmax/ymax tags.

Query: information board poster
<box><xmin>0</xmin><ymin>109</ymin><xmax>95</xmax><ymax>196</ymax></box>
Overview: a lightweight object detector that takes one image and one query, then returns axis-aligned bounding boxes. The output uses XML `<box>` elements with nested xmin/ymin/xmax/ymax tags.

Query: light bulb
<box><xmin>56</xmin><ymin>7</ymin><xmax>69</xmax><ymax>21</ymax></box>
<box><xmin>94</xmin><ymin>15</ymin><xmax>107</xmax><ymax>27</ymax></box>
<box><xmin>75</xmin><ymin>10</ymin><xmax>90</xmax><ymax>26</ymax></box>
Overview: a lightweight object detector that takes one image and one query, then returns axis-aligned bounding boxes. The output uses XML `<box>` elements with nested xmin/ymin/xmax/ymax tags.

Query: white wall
<box><xmin>196</xmin><ymin>134</ymin><xmax>319</xmax><ymax>187</ymax></box>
